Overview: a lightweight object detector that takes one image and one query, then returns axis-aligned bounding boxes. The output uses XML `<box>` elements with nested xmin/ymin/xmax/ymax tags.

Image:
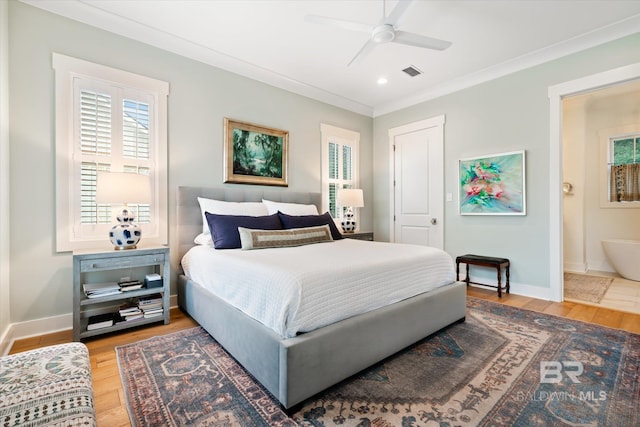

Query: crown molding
<box><xmin>20</xmin><ymin>1</ymin><xmax>640</xmax><ymax>118</ymax></box>
<box><xmin>21</xmin><ymin>0</ymin><xmax>374</xmax><ymax>117</ymax></box>
<box><xmin>373</xmin><ymin>13</ymin><xmax>640</xmax><ymax>117</ymax></box>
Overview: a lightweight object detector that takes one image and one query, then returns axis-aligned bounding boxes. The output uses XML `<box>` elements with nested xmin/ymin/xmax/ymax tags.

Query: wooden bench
<box><xmin>456</xmin><ymin>254</ymin><xmax>510</xmax><ymax>298</ymax></box>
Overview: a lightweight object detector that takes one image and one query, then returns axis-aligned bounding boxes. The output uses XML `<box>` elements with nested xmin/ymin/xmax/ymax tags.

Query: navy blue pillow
<box><xmin>277</xmin><ymin>211</ymin><xmax>343</xmax><ymax>240</ymax></box>
<box><xmin>205</xmin><ymin>212</ymin><xmax>282</xmax><ymax>249</ymax></box>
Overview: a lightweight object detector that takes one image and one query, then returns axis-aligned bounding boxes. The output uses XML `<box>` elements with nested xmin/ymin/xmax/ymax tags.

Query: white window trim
<box><xmin>599</xmin><ymin>125</ymin><xmax>640</xmax><ymax>209</ymax></box>
<box><xmin>320</xmin><ymin>123</ymin><xmax>360</xmax><ymax>219</ymax></box>
<box><xmin>53</xmin><ymin>53</ymin><xmax>169</xmax><ymax>252</ymax></box>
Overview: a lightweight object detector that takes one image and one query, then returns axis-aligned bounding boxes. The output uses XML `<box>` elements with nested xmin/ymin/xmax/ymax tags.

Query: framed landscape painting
<box><xmin>459</xmin><ymin>150</ymin><xmax>526</xmax><ymax>215</ymax></box>
<box><xmin>224</xmin><ymin>118</ymin><xmax>288</xmax><ymax>186</ymax></box>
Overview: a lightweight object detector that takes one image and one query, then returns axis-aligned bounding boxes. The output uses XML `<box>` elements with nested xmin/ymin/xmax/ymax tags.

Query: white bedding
<box><xmin>181</xmin><ymin>239</ymin><xmax>455</xmax><ymax>338</ymax></box>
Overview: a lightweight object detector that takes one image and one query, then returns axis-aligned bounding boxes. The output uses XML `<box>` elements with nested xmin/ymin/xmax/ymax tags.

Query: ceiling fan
<box><xmin>305</xmin><ymin>0</ymin><xmax>452</xmax><ymax>67</ymax></box>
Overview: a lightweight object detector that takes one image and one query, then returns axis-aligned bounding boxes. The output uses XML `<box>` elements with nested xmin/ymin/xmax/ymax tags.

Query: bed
<box><xmin>177</xmin><ymin>186</ymin><xmax>466</xmax><ymax>410</ymax></box>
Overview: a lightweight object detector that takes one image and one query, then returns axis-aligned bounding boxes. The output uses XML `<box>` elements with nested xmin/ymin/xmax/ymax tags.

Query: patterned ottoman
<box><xmin>0</xmin><ymin>342</ymin><xmax>96</xmax><ymax>426</ymax></box>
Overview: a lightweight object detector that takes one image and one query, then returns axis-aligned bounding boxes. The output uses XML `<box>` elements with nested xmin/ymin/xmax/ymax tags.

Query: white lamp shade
<box><xmin>337</xmin><ymin>188</ymin><xmax>364</xmax><ymax>208</ymax></box>
<box><xmin>96</xmin><ymin>172</ymin><xmax>152</xmax><ymax>205</ymax></box>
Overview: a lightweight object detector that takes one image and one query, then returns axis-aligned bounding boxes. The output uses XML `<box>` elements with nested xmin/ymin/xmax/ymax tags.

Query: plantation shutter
<box><xmin>327</xmin><ymin>140</ymin><xmax>355</xmax><ymax>219</ymax></box>
<box><xmin>74</xmin><ymin>83</ymin><xmax>153</xmax><ymax>233</ymax></box>
<box><xmin>328</xmin><ymin>142</ymin><xmax>339</xmax><ymax>218</ymax></box>
<box><xmin>79</xmin><ymin>89</ymin><xmax>112</xmax><ymax>225</ymax></box>
<box><xmin>122</xmin><ymin>99</ymin><xmax>151</xmax><ymax>223</ymax></box>
<box><xmin>320</xmin><ymin>124</ymin><xmax>360</xmax><ymax>222</ymax></box>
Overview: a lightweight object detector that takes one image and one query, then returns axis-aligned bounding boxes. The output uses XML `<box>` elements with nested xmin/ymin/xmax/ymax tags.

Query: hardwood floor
<box><xmin>8</xmin><ymin>288</ymin><xmax>640</xmax><ymax>426</ymax></box>
<box><xmin>466</xmin><ymin>286</ymin><xmax>640</xmax><ymax>332</ymax></box>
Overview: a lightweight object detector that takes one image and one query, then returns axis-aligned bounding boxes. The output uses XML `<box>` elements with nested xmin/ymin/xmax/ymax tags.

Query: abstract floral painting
<box><xmin>459</xmin><ymin>150</ymin><xmax>526</xmax><ymax>215</ymax></box>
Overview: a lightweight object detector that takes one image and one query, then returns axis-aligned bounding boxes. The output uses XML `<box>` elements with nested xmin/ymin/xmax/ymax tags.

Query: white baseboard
<box><xmin>0</xmin><ymin>325</ymin><xmax>12</xmax><ymax>356</ymax></box>
<box><xmin>508</xmin><ymin>282</ymin><xmax>554</xmax><ymax>301</ymax></box>
<box><xmin>465</xmin><ymin>273</ymin><xmax>553</xmax><ymax>301</ymax></box>
<box><xmin>564</xmin><ymin>262</ymin><xmax>587</xmax><ymax>274</ymax></box>
<box><xmin>1</xmin><ymin>295</ymin><xmax>178</xmax><ymax>356</ymax></box>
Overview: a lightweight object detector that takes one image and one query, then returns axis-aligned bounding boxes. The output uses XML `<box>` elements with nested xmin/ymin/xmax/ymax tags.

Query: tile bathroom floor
<box><xmin>566</xmin><ymin>270</ymin><xmax>640</xmax><ymax>314</ymax></box>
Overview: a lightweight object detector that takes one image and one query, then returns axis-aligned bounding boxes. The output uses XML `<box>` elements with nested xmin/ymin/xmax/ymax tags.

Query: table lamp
<box><xmin>337</xmin><ymin>188</ymin><xmax>364</xmax><ymax>233</ymax></box>
<box><xmin>96</xmin><ymin>171</ymin><xmax>151</xmax><ymax>250</ymax></box>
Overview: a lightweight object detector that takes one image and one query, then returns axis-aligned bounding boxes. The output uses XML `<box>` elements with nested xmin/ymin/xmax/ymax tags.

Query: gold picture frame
<box><xmin>223</xmin><ymin>118</ymin><xmax>288</xmax><ymax>187</ymax></box>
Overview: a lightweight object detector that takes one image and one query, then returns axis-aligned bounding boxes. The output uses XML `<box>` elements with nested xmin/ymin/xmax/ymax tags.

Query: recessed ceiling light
<box><xmin>377</xmin><ymin>77</ymin><xmax>388</xmax><ymax>85</ymax></box>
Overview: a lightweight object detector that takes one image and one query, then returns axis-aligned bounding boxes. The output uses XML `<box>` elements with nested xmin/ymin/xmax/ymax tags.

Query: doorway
<box><xmin>548</xmin><ymin>62</ymin><xmax>640</xmax><ymax>302</ymax></box>
<box><xmin>561</xmin><ymin>80</ymin><xmax>640</xmax><ymax>313</ymax></box>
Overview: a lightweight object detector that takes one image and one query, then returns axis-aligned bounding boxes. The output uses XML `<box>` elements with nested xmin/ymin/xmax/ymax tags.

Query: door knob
<box><xmin>431</xmin><ymin>218</ymin><xmax>437</xmax><ymax>225</ymax></box>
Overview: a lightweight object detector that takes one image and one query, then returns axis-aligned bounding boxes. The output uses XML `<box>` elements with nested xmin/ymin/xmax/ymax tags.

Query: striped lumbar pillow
<box><xmin>238</xmin><ymin>225</ymin><xmax>333</xmax><ymax>250</ymax></box>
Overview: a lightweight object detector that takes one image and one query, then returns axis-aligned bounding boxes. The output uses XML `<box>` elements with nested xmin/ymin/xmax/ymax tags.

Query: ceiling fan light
<box><xmin>372</xmin><ymin>24</ymin><xmax>395</xmax><ymax>44</ymax></box>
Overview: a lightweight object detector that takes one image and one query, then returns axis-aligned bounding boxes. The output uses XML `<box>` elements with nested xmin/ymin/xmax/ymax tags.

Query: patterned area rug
<box><xmin>116</xmin><ymin>298</ymin><xmax>640</xmax><ymax>426</ymax></box>
<box><xmin>564</xmin><ymin>273</ymin><xmax>614</xmax><ymax>304</ymax></box>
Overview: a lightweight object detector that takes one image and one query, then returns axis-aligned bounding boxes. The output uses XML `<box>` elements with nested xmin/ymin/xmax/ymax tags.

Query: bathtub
<box><xmin>602</xmin><ymin>239</ymin><xmax>640</xmax><ymax>281</ymax></box>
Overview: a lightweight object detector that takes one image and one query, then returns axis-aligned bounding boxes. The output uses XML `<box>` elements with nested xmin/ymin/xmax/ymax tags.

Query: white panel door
<box><xmin>390</xmin><ymin>117</ymin><xmax>444</xmax><ymax>248</ymax></box>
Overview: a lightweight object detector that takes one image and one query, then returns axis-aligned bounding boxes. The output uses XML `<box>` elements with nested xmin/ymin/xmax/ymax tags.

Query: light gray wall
<box><xmin>7</xmin><ymin>1</ymin><xmax>372</xmax><ymax>324</ymax></box>
<box><xmin>373</xmin><ymin>33</ymin><xmax>640</xmax><ymax>291</ymax></box>
<box><xmin>1</xmin><ymin>0</ymin><xmax>10</xmax><ymax>348</ymax></box>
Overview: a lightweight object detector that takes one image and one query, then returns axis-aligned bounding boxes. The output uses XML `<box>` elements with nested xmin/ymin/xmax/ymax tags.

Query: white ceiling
<box><xmin>22</xmin><ymin>0</ymin><xmax>640</xmax><ymax>117</ymax></box>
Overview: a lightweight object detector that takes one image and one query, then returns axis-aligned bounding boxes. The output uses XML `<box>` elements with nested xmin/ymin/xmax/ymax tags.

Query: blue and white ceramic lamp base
<box><xmin>341</xmin><ymin>208</ymin><xmax>356</xmax><ymax>233</ymax></box>
<box><xmin>110</xmin><ymin>208</ymin><xmax>141</xmax><ymax>250</ymax></box>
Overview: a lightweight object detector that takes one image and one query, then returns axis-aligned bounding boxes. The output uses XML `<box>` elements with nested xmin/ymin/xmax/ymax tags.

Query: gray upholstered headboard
<box><xmin>177</xmin><ymin>186</ymin><xmax>322</xmax><ymax>262</ymax></box>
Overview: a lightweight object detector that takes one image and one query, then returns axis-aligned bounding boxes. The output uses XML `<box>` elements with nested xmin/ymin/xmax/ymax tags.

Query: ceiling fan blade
<box><xmin>393</xmin><ymin>31</ymin><xmax>452</xmax><ymax>51</ymax></box>
<box><xmin>384</xmin><ymin>0</ymin><xmax>414</xmax><ymax>26</ymax></box>
<box><xmin>348</xmin><ymin>39</ymin><xmax>377</xmax><ymax>67</ymax></box>
<box><xmin>304</xmin><ymin>15</ymin><xmax>371</xmax><ymax>33</ymax></box>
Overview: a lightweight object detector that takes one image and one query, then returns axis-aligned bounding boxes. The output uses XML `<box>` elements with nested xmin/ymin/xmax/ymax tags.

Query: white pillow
<box><xmin>262</xmin><ymin>199</ymin><xmax>319</xmax><ymax>216</ymax></box>
<box><xmin>194</xmin><ymin>232</ymin><xmax>213</xmax><ymax>246</ymax></box>
<box><xmin>197</xmin><ymin>197</ymin><xmax>268</xmax><ymax>234</ymax></box>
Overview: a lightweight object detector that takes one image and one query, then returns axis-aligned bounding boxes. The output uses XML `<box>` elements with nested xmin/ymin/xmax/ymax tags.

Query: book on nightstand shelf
<box><xmin>119</xmin><ymin>280</ymin><xmax>143</xmax><ymax>291</ymax></box>
<box><xmin>137</xmin><ymin>294</ymin><xmax>163</xmax><ymax>307</ymax></box>
<box><xmin>83</xmin><ymin>282</ymin><xmax>121</xmax><ymax>298</ymax></box>
<box><xmin>117</xmin><ymin>302</ymin><xmax>143</xmax><ymax>322</ymax></box>
<box><xmin>119</xmin><ymin>313</ymin><xmax>143</xmax><ymax>322</ymax></box>
<box><xmin>87</xmin><ymin>313</ymin><xmax>115</xmax><ymax>330</ymax></box>
<box><xmin>136</xmin><ymin>294</ymin><xmax>164</xmax><ymax>318</ymax></box>
<box><xmin>143</xmin><ymin>309</ymin><xmax>164</xmax><ymax>319</ymax></box>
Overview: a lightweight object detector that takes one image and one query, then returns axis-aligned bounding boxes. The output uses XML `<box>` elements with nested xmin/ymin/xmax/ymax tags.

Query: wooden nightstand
<box><xmin>341</xmin><ymin>231</ymin><xmax>374</xmax><ymax>241</ymax></box>
<box><xmin>72</xmin><ymin>245</ymin><xmax>170</xmax><ymax>341</ymax></box>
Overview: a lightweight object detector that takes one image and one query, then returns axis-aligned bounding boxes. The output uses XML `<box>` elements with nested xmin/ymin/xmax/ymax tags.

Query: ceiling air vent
<box><xmin>402</xmin><ymin>65</ymin><xmax>423</xmax><ymax>77</ymax></box>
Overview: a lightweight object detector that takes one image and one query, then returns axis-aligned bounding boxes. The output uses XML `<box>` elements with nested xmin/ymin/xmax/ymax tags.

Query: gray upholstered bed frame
<box><xmin>177</xmin><ymin>186</ymin><xmax>467</xmax><ymax>409</ymax></box>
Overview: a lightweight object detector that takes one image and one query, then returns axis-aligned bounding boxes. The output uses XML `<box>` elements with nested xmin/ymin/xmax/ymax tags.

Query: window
<box><xmin>610</xmin><ymin>135</ymin><xmax>640</xmax><ymax>165</ymax></box>
<box><xmin>53</xmin><ymin>53</ymin><xmax>169</xmax><ymax>251</ymax></box>
<box><xmin>321</xmin><ymin>124</ymin><xmax>360</xmax><ymax>220</ymax></box>
<box><xmin>608</xmin><ymin>133</ymin><xmax>640</xmax><ymax>203</ymax></box>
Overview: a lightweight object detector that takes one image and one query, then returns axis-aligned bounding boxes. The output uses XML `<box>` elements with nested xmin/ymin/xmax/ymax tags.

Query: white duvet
<box><xmin>181</xmin><ymin>239</ymin><xmax>455</xmax><ymax>338</ymax></box>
